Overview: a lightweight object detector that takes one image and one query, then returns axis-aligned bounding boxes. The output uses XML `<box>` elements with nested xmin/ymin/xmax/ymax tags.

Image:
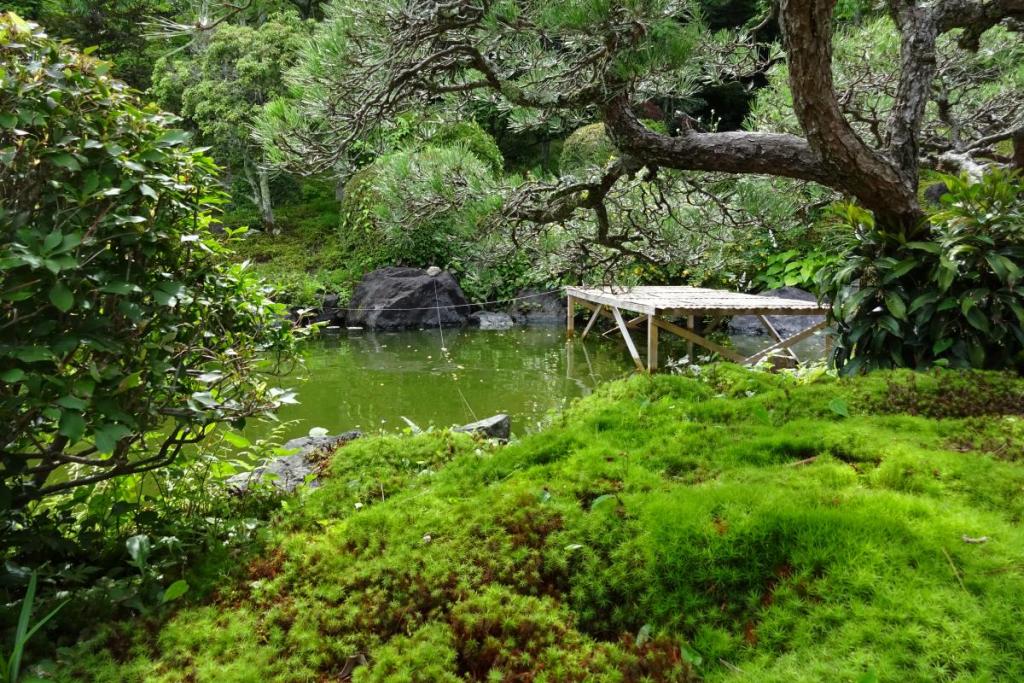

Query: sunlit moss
<box><xmin>59</xmin><ymin>367</ymin><xmax>1024</xmax><ymax>682</ymax></box>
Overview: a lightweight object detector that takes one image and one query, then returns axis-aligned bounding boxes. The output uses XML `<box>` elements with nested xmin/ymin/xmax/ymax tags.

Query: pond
<box><xmin>246</xmin><ymin>325</ymin><xmax>827</xmax><ymax>444</ymax></box>
<box><xmin>246</xmin><ymin>326</ymin><xmax>630</xmax><ymax>442</ymax></box>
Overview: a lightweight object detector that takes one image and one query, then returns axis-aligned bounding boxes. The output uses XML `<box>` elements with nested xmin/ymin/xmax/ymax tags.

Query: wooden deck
<box><xmin>565</xmin><ymin>286</ymin><xmax>830</xmax><ymax>371</ymax></box>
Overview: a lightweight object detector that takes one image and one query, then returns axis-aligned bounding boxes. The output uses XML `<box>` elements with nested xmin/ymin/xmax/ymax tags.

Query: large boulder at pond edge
<box><xmin>728</xmin><ymin>287</ymin><xmax>826</xmax><ymax>338</ymax></box>
<box><xmin>509</xmin><ymin>289</ymin><xmax>566</xmax><ymax>325</ymax></box>
<box><xmin>226</xmin><ymin>431</ymin><xmax>362</xmax><ymax>493</ymax></box>
<box><xmin>347</xmin><ymin>267</ymin><xmax>471</xmax><ymax>330</ymax></box>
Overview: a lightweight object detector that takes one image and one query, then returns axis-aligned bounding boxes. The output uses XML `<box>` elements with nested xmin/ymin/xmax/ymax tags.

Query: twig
<box><xmin>942</xmin><ymin>547</ymin><xmax>968</xmax><ymax>592</ymax></box>
<box><xmin>719</xmin><ymin>659</ymin><xmax>745</xmax><ymax>674</ymax></box>
<box><xmin>788</xmin><ymin>456</ymin><xmax>819</xmax><ymax>467</ymax></box>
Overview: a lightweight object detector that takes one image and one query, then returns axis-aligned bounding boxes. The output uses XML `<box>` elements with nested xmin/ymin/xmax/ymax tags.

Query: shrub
<box><xmin>821</xmin><ymin>170</ymin><xmax>1024</xmax><ymax>373</ymax></box>
<box><xmin>0</xmin><ymin>13</ymin><xmax>298</xmax><ymax>507</ymax></box>
<box><xmin>338</xmin><ymin>145</ymin><xmax>500</xmax><ymax>272</ymax></box>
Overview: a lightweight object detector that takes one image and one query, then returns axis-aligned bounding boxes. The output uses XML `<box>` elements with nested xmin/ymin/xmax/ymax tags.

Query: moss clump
<box><xmin>58</xmin><ymin>367</ymin><xmax>1024</xmax><ymax>682</ymax></box>
<box><xmin>427</xmin><ymin>120</ymin><xmax>505</xmax><ymax>175</ymax></box>
<box><xmin>559</xmin><ymin>122</ymin><xmax>618</xmax><ymax>175</ymax></box>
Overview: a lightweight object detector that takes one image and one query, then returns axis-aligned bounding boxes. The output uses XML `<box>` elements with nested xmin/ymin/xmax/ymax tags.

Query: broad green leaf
<box><xmin>884</xmin><ymin>292</ymin><xmax>907</xmax><ymax>321</ymax></box>
<box><xmin>49</xmin><ymin>153</ymin><xmax>80</xmax><ymax>171</ymax></box>
<box><xmin>964</xmin><ymin>307</ymin><xmax>990</xmax><ymax>333</ymax></box>
<box><xmin>56</xmin><ymin>395</ymin><xmax>87</xmax><ymax>410</ymax></box>
<box><xmin>43</xmin><ymin>229</ymin><xmax>62</xmax><ymax>252</ymax></box>
<box><xmin>154</xmin><ymin>130</ymin><xmax>191</xmax><ymax>147</ymax></box>
<box><xmin>828</xmin><ymin>398</ymin><xmax>849</xmax><ymax>418</ymax></box>
<box><xmin>49</xmin><ymin>281</ymin><xmax>73</xmax><ymax>312</ymax></box>
<box><xmin>222</xmin><ymin>431</ymin><xmax>251</xmax><ymax>449</ymax></box>
<box><xmin>1</xmin><ymin>368</ymin><xmax>25</xmax><ymax>383</ymax></box>
<box><xmin>95</xmin><ymin>423</ymin><xmax>132</xmax><ymax>454</ymax></box>
<box><xmin>58</xmin><ymin>410</ymin><xmax>86</xmax><ymax>442</ymax></box>
<box><xmin>932</xmin><ymin>338</ymin><xmax>954</xmax><ymax>355</ymax></box>
<box><xmin>160</xmin><ymin>580</ymin><xmax>190</xmax><ymax>604</ymax></box>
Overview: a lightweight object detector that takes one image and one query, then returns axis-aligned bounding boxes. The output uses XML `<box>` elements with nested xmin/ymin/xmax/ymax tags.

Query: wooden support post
<box><xmin>653</xmin><ymin>317</ymin><xmax>746</xmax><ymax>363</ymax></box>
<box><xmin>687</xmin><ymin>315</ymin><xmax>695</xmax><ymax>363</ymax></box>
<box><xmin>746</xmin><ymin>321</ymin><xmax>828</xmax><ymax>365</ymax></box>
<box><xmin>611</xmin><ymin>306</ymin><xmax>645</xmax><ymax>371</ymax></box>
<box><xmin>757</xmin><ymin>315</ymin><xmax>800</xmax><ymax>362</ymax></box>
<box><xmin>646</xmin><ymin>315</ymin><xmax>659</xmax><ymax>372</ymax></box>
<box><xmin>602</xmin><ymin>314</ymin><xmax>645</xmax><ymax>339</ymax></box>
<box><xmin>566</xmin><ymin>294</ymin><xmax>575</xmax><ymax>336</ymax></box>
<box><xmin>580</xmin><ymin>304</ymin><xmax>605</xmax><ymax>339</ymax></box>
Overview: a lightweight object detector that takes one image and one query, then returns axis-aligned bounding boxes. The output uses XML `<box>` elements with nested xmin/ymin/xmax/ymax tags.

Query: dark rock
<box><xmin>347</xmin><ymin>267</ymin><xmax>471</xmax><ymax>330</ymax></box>
<box><xmin>728</xmin><ymin>287</ymin><xmax>825</xmax><ymax>339</ymax></box>
<box><xmin>924</xmin><ymin>182</ymin><xmax>951</xmax><ymax>206</ymax></box>
<box><xmin>226</xmin><ymin>430</ymin><xmax>361</xmax><ymax>493</ymax></box>
<box><xmin>469</xmin><ymin>311</ymin><xmax>514</xmax><ymax>330</ymax></box>
<box><xmin>455</xmin><ymin>414</ymin><xmax>510</xmax><ymax>440</ymax></box>
<box><xmin>509</xmin><ymin>289</ymin><xmax>566</xmax><ymax>325</ymax></box>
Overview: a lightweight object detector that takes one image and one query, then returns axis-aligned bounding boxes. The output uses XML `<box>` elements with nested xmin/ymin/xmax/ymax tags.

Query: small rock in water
<box><xmin>468</xmin><ymin>311</ymin><xmax>514</xmax><ymax>330</ymax></box>
<box><xmin>455</xmin><ymin>414</ymin><xmax>511</xmax><ymax>441</ymax></box>
<box><xmin>226</xmin><ymin>430</ymin><xmax>362</xmax><ymax>493</ymax></box>
<box><xmin>426</xmin><ymin>266</ymin><xmax>442</xmax><ymax>276</ymax></box>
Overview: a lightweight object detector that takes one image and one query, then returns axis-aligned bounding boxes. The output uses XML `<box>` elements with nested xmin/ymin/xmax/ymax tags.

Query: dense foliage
<box><xmin>823</xmin><ymin>171</ymin><xmax>1024</xmax><ymax>373</ymax></box>
<box><xmin>53</xmin><ymin>366</ymin><xmax>1024</xmax><ymax>681</ymax></box>
<box><xmin>152</xmin><ymin>11</ymin><xmax>311</xmax><ymax>228</ymax></box>
<box><xmin>0</xmin><ymin>13</ymin><xmax>297</xmax><ymax>506</ymax></box>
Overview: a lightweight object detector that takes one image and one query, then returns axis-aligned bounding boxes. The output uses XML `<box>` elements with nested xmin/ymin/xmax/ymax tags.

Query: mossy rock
<box><xmin>559</xmin><ymin>122</ymin><xmax>618</xmax><ymax>175</ymax></box>
<box><xmin>427</xmin><ymin>120</ymin><xmax>504</xmax><ymax>175</ymax></box>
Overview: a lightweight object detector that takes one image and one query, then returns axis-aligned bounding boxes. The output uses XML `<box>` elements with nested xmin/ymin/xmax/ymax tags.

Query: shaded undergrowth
<box><xmin>58</xmin><ymin>367</ymin><xmax>1024</xmax><ymax>682</ymax></box>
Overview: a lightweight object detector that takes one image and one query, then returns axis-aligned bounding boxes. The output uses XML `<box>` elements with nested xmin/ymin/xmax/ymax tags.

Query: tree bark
<box><xmin>604</xmin><ymin>0</ymin><xmax>942</xmax><ymax>233</ymax></box>
<box><xmin>242</xmin><ymin>154</ymin><xmax>275</xmax><ymax>230</ymax></box>
<box><xmin>258</xmin><ymin>166</ymin><xmax>275</xmax><ymax>230</ymax></box>
<box><xmin>780</xmin><ymin>0</ymin><xmax>922</xmax><ymax>229</ymax></box>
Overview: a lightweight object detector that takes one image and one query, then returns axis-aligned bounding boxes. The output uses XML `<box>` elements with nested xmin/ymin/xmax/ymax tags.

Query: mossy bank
<box><xmin>60</xmin><ymin>367</ymin><xmax>1024</xmax><ymax>682</ymax></box>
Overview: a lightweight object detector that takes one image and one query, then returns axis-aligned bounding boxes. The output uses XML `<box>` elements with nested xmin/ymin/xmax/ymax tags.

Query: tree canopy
<box><xmin>259</xmin><ymin>0</ymin><xmax>1023</xmax><ymax>232</ymax></box>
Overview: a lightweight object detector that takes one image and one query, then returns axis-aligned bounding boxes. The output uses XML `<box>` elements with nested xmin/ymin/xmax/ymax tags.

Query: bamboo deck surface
<box><xmin>565</xmin><ymin>286</ymin><xmax>828</xmax><ymax>317</ymax></box>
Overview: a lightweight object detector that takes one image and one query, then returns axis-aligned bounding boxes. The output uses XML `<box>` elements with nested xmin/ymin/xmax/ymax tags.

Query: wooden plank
<box><xmin>653</xmin><ymin>318</ymin><xmax>746</xmax><ymax>363</ymax></box>
<box><xmin>566</xmin><ymin>294</ymin><xmax>575</xmax><ymax>336</ymax></box>
<box><xmin>580</xmin><ymin>304</ymin><xmax>605</xmax><ymax>339</ymax></box>
<box><xmin>687</xmin><ymin>315</ymin><xmax>695</xmax><ymax>363</ymax></box>
<box><xmin>602</xmin><ymin>314</ymin><xmax>644</xmax><ymax>338</ymax></box>
<box><xmin>566</xmin><ymin>285</ymin><xmax>828</xmax><ymax>317</ymax></box>
<box><xmin>646</xmin><ymin>315</ymin><xmax>658</xmax><ymax>372</ymax></box>
<box><xmin>611</xmin><ymin>306</ymin><xmax>645</xmax><ymax>371</ymax></box>
<box><xmin>757</xmin><ymin>315</ymin><xmax>800</xmax><ymax>362</ymax></box>
<box><xmin>746</xmin><ymin>321</ymin><xmax>828</xmax><ymax>364</ymax></box>
<box><xmin>565</xmin><ymin>286</ymin><xmax>656</xmax><ymax>315</ymax></box>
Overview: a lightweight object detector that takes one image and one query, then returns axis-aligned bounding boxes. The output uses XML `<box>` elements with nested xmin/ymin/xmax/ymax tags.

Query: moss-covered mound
<box><xmin>559</xmin><ymin>122</ymin><xmax>617</xmax><ymax>175</ymax></box>
<box><xmin>61</xmin><ymin>367</ymin><xmax>1024</xmax><ymax>682</ymax></box>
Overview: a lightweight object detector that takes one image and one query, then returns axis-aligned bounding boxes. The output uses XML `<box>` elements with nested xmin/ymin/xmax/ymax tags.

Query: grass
<box><xmin>55</xmin><ymin>366</ymin><xmax>1024</xmax><ymax>682</ymax></box>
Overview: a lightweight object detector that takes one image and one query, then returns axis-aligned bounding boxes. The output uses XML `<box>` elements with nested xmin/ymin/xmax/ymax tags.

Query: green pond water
<box><xmin>247</xmin><ymin>325</ymin><xmax>826</xmax><ymax>444</ymax></box>
<box><xmin>247</xmin><ymin>327</ymin><xmax>631</xmax><ymax>442</ymax></box>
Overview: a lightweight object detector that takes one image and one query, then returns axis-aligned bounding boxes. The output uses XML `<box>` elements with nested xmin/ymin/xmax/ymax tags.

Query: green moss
<box><xmin>226</xmin><ymin>181</ymin><xmax>352</xmax><ymax>307</ymax></box>
<box><xmin>427</xmin><ymin>120</ymin><xmax>505</xmax><ymax>175</ymax></box>
<box><xmin>559</xmin><ymin>122</ymin><xmax>617</xmax><ymax>175</ymax></box>
<box><xmin>57</xmin><ymin>367</ymin><xmax>1024</xmax><ymax>682</ymax></box>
